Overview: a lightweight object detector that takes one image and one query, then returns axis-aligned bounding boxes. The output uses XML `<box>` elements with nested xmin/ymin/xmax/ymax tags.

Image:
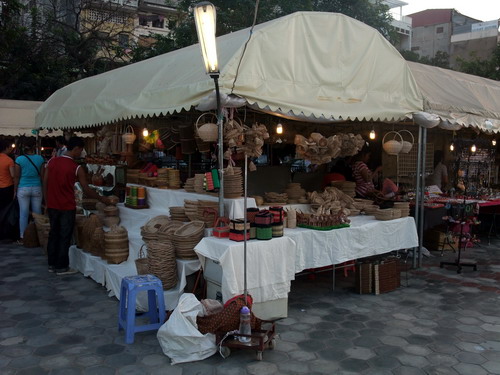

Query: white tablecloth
<box><xmin>194</xmin><ymin>215</ymin><xmax>418</xmax><ymax>305</ymax></box>
<box><xmin>195</xmin><ymin>236</ymin><xmax>297</xmax><ymax>304</ymax></box>
<box><xmin>127</xmin><ymin>184</ymin><xmax>256</xmax><ymax>219</ymax></box>
<box><xmin>286</xmin><ymin>215</ymin><xmax>419</xmax><ymax>272</ymax></box>
<box><xmin>69</xmin><ymin>245</ymin><xmax>200</xmax><ymax>310</ymax></box>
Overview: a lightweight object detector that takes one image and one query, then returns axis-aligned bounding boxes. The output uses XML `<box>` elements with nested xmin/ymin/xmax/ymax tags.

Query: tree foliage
<box><xmin>400</xmin><ymin>50</ymin><xmax>450</xmax><ymax>69</ymax></box>
<box><xmin>1</xmin><ymin>0</ymin><xmax>396</xmax><ymax>100</ymax></box>
<box><xmin>0</xmin><ymin>0</ymin><xmax>132</xmax><ymax>100</ymax></box>
<box><xmin>456</xmin><ymin>45</ymin><xmax>500</xmax><ymax>80</ymax></box>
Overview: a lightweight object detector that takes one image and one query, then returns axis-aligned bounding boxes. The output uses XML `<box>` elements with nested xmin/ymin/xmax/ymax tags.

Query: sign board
<box><xmin>471</xmin><ymin>20</ymin><xmax>499</xmax><ymax>33</ymax></box>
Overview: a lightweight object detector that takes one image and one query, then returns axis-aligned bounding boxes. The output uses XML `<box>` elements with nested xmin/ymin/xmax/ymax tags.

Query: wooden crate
<box><xmin>373</xmin><ymin>258</ymin><xmax>400</xmax><ymax>295</ymax></box>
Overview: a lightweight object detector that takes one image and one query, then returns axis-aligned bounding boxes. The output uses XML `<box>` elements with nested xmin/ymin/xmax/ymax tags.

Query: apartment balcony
<box><xmin>90</xmin><ymin>0</ymin><xmax>139</xmax><ymax>12</ymax></box>
<box><xmin>139</xmin><ymin>0</ymin><xmax>178</xmax><ymax>15</ymax></box>
<box><xmin>392</xmin><ymin>16</ymin><xmax>412</xmax><ymax>35</ymax></box>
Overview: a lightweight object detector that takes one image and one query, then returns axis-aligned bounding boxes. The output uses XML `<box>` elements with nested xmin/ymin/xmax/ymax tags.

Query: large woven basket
<box><xmin>90</xmin><ymin>227</ymin><xmax>105</xmax><ymax>258</ymax></box>
<box><xmin>195</xmin><ymin>113</ymin><xmax>218</xmax><ymax>142</ymax></box>
<box><xmin>74</xmin><ymin>214</ymin><xmax>86</xmax><ymax>249</ymax></box>
<box><xmin>104</xmin><ymin>226</ymin><xmax>129</xmax><ymax>264</ymax></box>
<box><xmin>144</xmin><ymin>215</ymin><xmax>171</xmax><ymax>233</ymax></box>
<box><xmin>82</xmin><ymin>214</ymin><xmax>102</xmax><ymax>253</ymax></box>
<box><xmin>32</xmin><ymin>213</ymin><xmax>50</xmax><ymax>254</ymax></box>
<box><xmin>147</xmin><ymin>240</ymin><xmax>178</xmax><ymax>290</ymax></box>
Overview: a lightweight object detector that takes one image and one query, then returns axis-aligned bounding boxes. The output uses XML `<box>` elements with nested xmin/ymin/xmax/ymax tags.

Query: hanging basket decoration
<box><xmin>122</xmin><ymin>125</ymin><xmax>137</xmax><ymax>145</ymax></box>
<box><xmin>195</xmin><ymin>113</ymin><xmax>219</xmax><ymax>142</ymax></box>
<box><xmin>398</xmin><ymin>130</ymin><xmax>414</xmax><ymax>154</ymax></box>
<box><xmin>382</xmin><ymin>131</ymin><xmax>403</xmax><ymax>155</ymax></box>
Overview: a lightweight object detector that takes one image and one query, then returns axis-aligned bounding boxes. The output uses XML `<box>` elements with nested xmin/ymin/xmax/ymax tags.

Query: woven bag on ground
<box><xmin>197</xmin><ymin>295</ymin><xmax>261</xmax><ymax>334</ymax></box>
<box><xmin>32</xmin><ymin>212</ymin><xmax>50</xmax><ymax>254</ymax></box>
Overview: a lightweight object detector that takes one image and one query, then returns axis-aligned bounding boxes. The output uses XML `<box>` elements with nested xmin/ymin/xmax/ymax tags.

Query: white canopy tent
<box><xmin>408</xmin><ymin>62</ymin><xmax>500</xmax><ymax>134</ymax></box>
<box><xmin>36</xmin><ymin>12</ymin><xmax>424</xmax><ymax>129</ymax></box>
<box><xmin>0</xmin><ymin>99</ymin><xmax>45</xmax><ymax>136</ymax></box>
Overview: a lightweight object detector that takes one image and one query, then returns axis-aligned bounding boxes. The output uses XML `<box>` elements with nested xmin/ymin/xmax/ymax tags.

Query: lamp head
<box><xmin>194</xmin><ymin>2</ymin><xmax>219</xmax><ymax>75</ymax></box>
<box><xmin>369</xmin><ymin>129</ymin><xmax>376</xmax><ymax>140</ymax></box>
<box><xmin>276</xmin><ymin>123</ymin><xmax>283</xmax><ymax>135</ymax></box>
<box><xmin>493</xmin><ymin>139</ymin><xmax>497</xmax><ymax>146</ymax></box>
<box><xmin>143</xmin><ymin>128</ymin><xmax>149</xmax><ymax>137</ymax></box>
<box><xmin>471</xmin><ymin>144</ymin><xmax>477</xmax><ymax>153</ymax></box>
<box><xmin>449</xmin><ymin>143</ymin><xmax>454</xmax><ymax>151</ymax></box>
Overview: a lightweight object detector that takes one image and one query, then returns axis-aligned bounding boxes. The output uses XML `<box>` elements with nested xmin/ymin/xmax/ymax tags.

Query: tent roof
<box><xmin>0</xmin><ymin>99</ymin><xmax>43</xmax><ymax>136</ymax></box>
<box><xmin>408</xmin><ymin>62</ymin><xmax>500</xmax><ymax>133</ymax></box>
<box><xmin>36</xmin><ymin>12</ymin><xmax>423</xmax><ymax>129</ymax></box>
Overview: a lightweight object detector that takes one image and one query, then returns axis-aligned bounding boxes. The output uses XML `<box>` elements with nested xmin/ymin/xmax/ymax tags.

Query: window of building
<box><xmin>152</xmin><ymin>16</ymin><xmax>164</xmax><ymax>29</ymax></box>
<box><xmin>411</xmin><ymin>46</ymin><xmax>420</xmax><ymax>51</ymax></box>
<box><xmin>436</xmin><ymin>26</ymin><xmax>444</xmax><ymax>33</ymax></box>
<box><xmin>139</xmin><ymin>15</ymin><xmax>149</xmax><ymax>26</ymax></box>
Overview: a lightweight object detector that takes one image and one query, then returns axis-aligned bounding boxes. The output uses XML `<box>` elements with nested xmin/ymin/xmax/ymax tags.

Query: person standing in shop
<box><xmin>427</xmin><ymin>150</ymin><xmax>448</xmax><ymax>191</ymax></box>
<box><xmin>0</xmin><ymin>140</ymin><xmax>16</xmax><ymax>210</ymax></box>
<box><xmin>43</xmin><ymin>136</ymin><xmax>110</xmax><ymax>275</ymax></box>
<box><xmin>14</xmin><ymin>139</ymin><xmax>45</xmax><ymax>243</ymax></box>
<box><xmin>352</xmin><ymin>147</ymin><xmax>382</xmax><ymax>198</ymax></box>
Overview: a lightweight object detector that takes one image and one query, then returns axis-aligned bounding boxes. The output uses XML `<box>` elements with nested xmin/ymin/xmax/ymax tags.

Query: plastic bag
<box><xmin>157</xmin><ymin>293</ymin><xmax>216</xmax><ymax>365</ymax></box>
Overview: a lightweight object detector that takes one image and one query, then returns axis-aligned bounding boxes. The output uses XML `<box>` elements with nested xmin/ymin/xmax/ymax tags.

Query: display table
<box><xmin>195</xmin><ymin>236</ymin><xmax>296</xmax><ymax>304</ymax></box>
<box><xmin>127</xmin><ymin>184</ymin><xmax>256</xmax><ymax>220</ymax></box>
<box><xmin>286</xmin><ymin>215</ymin><xmax>418</xmax><ymax>273</ymax></box>
<box><xmin>195</xmin><ymin>215</ymin><xmax>418</xmax><ymax>306</ymax></box>
<box><xmin>69</xmin><ymin>245</ymin><xmax>199</xmax><ymax>310</ymax></box>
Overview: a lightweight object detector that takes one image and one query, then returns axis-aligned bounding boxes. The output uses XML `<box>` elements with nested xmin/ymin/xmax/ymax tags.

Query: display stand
<box><xmin>440</xmin><ymin>156</ymin><xmax>478</xmax><ymax>274</ymax></box>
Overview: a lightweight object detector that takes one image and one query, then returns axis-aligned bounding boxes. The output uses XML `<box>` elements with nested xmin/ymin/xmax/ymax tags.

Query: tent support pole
<box><xmin>244</xmin><ymin>154</ymin><xmax>248</xmax><ymax>305</ymax></box>
<box><xmin>213</xmin><ymin>75</ymin><xmax>224</xmax><ymax>217</ymax></box>
<box><xmin>413</xmin><ymin>125</ymin><xmax>423</xmax><ymax>268</ymax></box>
<box><xmin>418</xmin><ymin>127</ymin><xmax>428</xmax><ymax>268</ymax></box>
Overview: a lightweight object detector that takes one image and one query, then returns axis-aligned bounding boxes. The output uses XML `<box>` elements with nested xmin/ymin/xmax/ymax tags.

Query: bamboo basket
<box><xmin>135</xmin><ymin>244</ymin><xmax>149</xmax><ymax>275</ymax></box>
<box><xmin>172</xmin><ymin>221</ymin><xmax>205</xmax><ymax>259</ymax></box>
<box><xmin>104</xmin><ymin>226</ymin><xmax>129</xmax><ymax>264</ymax></box>
<box><xmin>32</xmin><ymin>213</ymin><xmax>50</xmax><ymax>254</ymax></box>
<box><xmin>82</xmin><ymin>214</ymin><xmax>102</xmax><ymax>253</ymax></box>
<box><xmin>74</xmin><ymin>214</ymin><xmax>86</xmax><ymax>249</ymax></box>
<box><xmin>90</xmin><ymin>227</ymin><xmax>105</xmax><ymax>258</ymax></box>
<box><xmin>147</xmin><ymin>240</ymin><xmax>177</xmax><ymax>290</ymax></box>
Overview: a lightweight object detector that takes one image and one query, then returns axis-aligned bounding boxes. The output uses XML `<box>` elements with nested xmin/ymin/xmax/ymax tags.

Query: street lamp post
<box><xmin>194</xmin><ymin>1</ymin><xmax>224</xmax><ymax>217</ymax></box>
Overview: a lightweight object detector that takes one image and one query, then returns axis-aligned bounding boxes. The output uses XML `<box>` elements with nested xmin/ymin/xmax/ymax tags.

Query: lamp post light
<box><xmin>194</xmin><ymin>1</ymin><xmax>224</xmax><ymax>217</ymax></box>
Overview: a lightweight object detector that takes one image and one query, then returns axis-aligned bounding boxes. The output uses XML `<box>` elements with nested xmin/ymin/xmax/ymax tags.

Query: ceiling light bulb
<box><xmin>143</xmin><ymin>128</ymin><xmax>149</xmax><ymax>137</ymax></box>
<box><xmin>11</xmin><ymin>143</ymin><xmax>15</xmax><ymax>148</ymax></box>
<box><xmin>41</xmin><ymin>147</ymin><xmax>44</xmax><ymax>151</ymax></box>
<box><xmin>492</xmin><ymin>139</ymin><xmax>497</xmax><ymax>146</ymax></box>
<box><xmin>276</xmin><ymin>123</ymin><xmax>283</xmax><ymax>135</ymax></box>
<box><xmin>369</xmin><ymin>130</ymin><xmax>376</xmax><ymax>140</ymax></box>
<box><xmin>449</xmin><ymin>143</ymin><xmax>454</xmax><ymax>151</ymax></box>
<box><xmin>471</xmin><ymin>144</ymin><xmax>477</xmax><ymax>153</ymax></box>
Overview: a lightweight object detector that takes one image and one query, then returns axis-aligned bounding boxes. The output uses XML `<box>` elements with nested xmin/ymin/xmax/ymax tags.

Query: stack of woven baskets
<box><xmin>104</xmin><ymin>225</ymin><xmax>129</xmax><ymax>264</ymax></box>
<box><xmin>83</xmin><ymin>214</ymin><xmax>104</xmax><ymax>257</ymax></box>
<box><xmin>393</xmin><ymin>202</ymin><xmax>410</xmax><ymax>217</ymax></box>
<box><xmin>171</xmin><ymin>221</ymin><xmax>205</xmax><ymax>259</ymax></box>
<box><xmin>374</xmin><ymin>208</ymin><xmax>401</xmax><ymax>221</ymax></box>
<box><xmin>169</xmin><ymin>207</ymin><xmax>189</xmax><ymax>222</ymax></box>
<box><xmin>103</xmin><ymin>205</ymin><xmax>120</xmax><ymax>227</ymax></box>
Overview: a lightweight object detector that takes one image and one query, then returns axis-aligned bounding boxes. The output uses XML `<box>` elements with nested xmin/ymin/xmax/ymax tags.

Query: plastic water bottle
<box><xmin>238</xmin><ymin>306</ymin><xmax>251</xmax><ymax>343</ymax></box>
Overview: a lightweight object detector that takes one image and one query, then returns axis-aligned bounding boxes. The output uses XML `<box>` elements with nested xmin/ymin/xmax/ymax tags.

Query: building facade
<box><xmin>408</xmin><ymin>8</ymin><xmax>499</xmax><ymax>68</ymax></box>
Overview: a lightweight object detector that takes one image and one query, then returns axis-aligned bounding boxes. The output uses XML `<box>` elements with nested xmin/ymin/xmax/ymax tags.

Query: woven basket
<box><xmin>144</xmin><ymin>215</ymin><xmax>171</xmax><ymax>233</ymax></box>
<box><xmin>104</xmin><ymin>226</ymin><xmax>129</xmax><ymax>264</ymax></box>
<box><xmin>382</xmin><ymin>131</ymin><xmax>403</xmax><ymax>155</ymax></box>
<box><xmin>90</xmin><ymin>227</ymin><xmax>105</xmax><ymax>258</ymax></box>
<box><xmin>82</xmin><ymin>214</ymin><xmax>102</xmax><ymax>253</ymax></box>
<box><xmin>135</xmin><ymin>244</ymin><xmax>149</xmax><ymax>275</ymax></box>
<box><xmin>23</xmin><ymin>222</ymin><xmax>40</xmax><ymax>248</ymax></box>
<box><xmin>172</xmin><ymin>221</ymin><xmax>205</xmax><ymax>259</ymax></box>
<box><xmin>81</xmin><ymin>199</ymin><xmax>98</xmax><ymax>211</ymax></box>
<box><xmin>104</xmin><ymin>206</ymin><xmax>119</xmax><ymax>216</ymax></box>
<box><xmin>122</xmin><ymin>124</ymin><xmax>136</xmax><ymax>145</ymax></box>
<box><xmin>75</xmin><ymin>214</ymin><xmax>86</xmax><ymax>249</ymax></box>
<box><xmin>147</xmin><ymin>240</ymin><xmax>178</xmax><ymax>290</ymax></box>
<box><xmin>32</xmin><ymin>213</ymin><xmax>50</xmax><ymax>254</ymax></box>
<box><xmin>195</xmin><ymin>113</ymin><xmax>218</xmax><ymax>142</ymax></box>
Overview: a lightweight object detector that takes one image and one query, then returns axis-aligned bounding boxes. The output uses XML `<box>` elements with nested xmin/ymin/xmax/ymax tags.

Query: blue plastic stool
<box><xmin>118</xmin><ymin>274</ymin><xmax>166</xmax><ymax>344</ymax></box>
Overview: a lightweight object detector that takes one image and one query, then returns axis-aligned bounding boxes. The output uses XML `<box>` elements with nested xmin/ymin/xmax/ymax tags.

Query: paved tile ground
<box><xmin>1</xmin><ymin>235</ymin><xmax>500</xmax><ymax>374</ymax></box>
